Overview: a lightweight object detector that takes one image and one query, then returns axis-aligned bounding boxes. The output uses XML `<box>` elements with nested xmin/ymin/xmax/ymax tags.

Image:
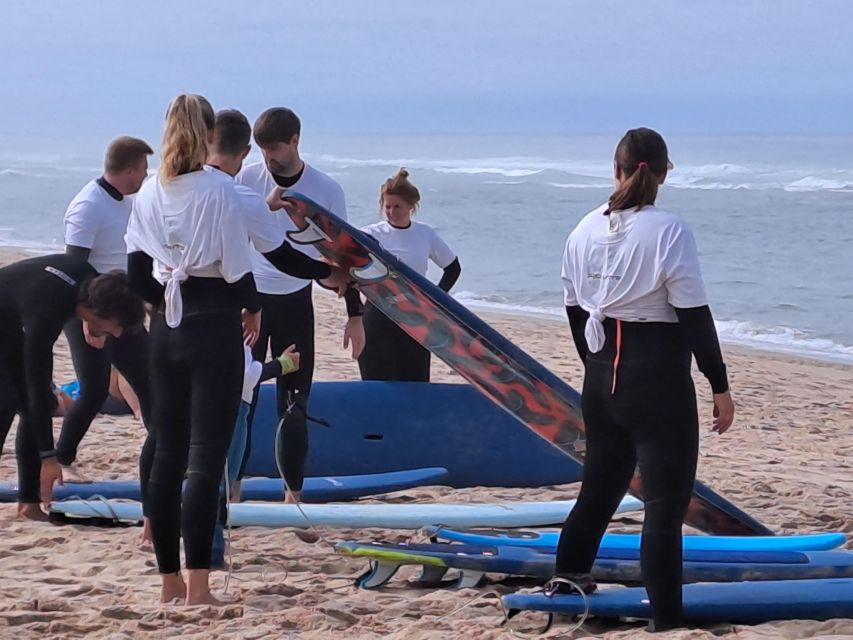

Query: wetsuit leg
<box><xmin>55</xmin><ymin>318</ymin><xmax>111</xmax><ymax>465</ymax></box>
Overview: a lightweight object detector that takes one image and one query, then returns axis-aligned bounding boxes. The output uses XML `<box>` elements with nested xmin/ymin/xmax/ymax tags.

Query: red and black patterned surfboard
<box><xmin>283</xmin><ymin>194</ymin><xmax>772</xmax><ymax>536</ymax></box>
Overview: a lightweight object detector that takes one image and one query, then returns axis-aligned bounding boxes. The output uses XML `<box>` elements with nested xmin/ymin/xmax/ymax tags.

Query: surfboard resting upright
<box><xmin>283</xmin><ymin>193</ymin><xmax>772</xmax><ymax>536</ymax></box>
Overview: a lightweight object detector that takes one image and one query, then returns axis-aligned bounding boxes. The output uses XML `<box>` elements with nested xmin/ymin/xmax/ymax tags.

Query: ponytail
<box><xmin>159</xmin><ymin>94</ymin><xmax>215</xmax><ymax>181</ymax></box>
<box><xmin>605</xmin><ymin>128</ymin><xmax>672</xmax><ymax>215</ymax></box>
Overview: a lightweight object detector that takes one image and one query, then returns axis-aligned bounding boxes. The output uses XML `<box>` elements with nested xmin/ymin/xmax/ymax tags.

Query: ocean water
<box><xmin>1</xmin><ymin>133</ymin><xmax>852</xmax><ymax>363</ymax></box>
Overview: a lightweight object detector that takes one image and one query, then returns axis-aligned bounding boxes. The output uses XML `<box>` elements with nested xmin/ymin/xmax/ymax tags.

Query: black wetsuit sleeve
<box><xmin>127</xmin><ymin>251</ymin><xmax>164</xmax><ymax>306</ymax></box>
<box><xmin>260</xmin><ymin>360</ymin><xmax>281</xmax><ymax>383</ymax></box>
<box><xmin>437</xmin><ymin>258</ymin><xmax>461</xmax><ymax>292</ymax></box>
<box><xmin>229</xmin><ymin>273</ymin><xmax>261</xmax><ymax>314</ymax></box>
<box><xmin>65</xmin><ymin>245</ymin><xmax>91</xmax><ymax>262</ymax></box>
<box><xmin>344</xmin><ymin>287</ymin><xmax>363</xmax><ymax>317</ymax></box>
<box><xmin>261</xmin><ymin>241</ymin><xmax>332</xmax><ymax>280</ymax></box>
<box><xmin>565</xmin><ymin>305</ymin><xmax>590</xmax><ymax>364</ymax></box>
<box><xmin>674</xmin><ymin>305</ymin><xmax>729</xmax><ymax>394</ymax></box>
<box><xmin>20</xmin><ymin>315</ymin><xmax>64</xmax><ymax>456</ymax></box>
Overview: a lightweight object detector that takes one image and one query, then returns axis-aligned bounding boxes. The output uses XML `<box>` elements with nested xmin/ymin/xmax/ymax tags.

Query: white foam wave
<box><xmin>315</xmin><ymin>153</ymin><xmax>853</xmax><ymax>193</ymax></box>
<box><xmin>454</xmin><ymin>292</ymin><xmax>853</xmax><ymax>364</ymax></box>
<box><xmin>784</xmin><ymin>177</ymin><xmax>853</xmax><ymax>192</ymax></box>
<box><xmin>548</xmin><ymin>182</ymin><xmax>612</xmax><ymax>189</ymax></box>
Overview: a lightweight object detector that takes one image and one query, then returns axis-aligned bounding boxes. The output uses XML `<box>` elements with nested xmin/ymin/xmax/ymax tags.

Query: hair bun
<box><xmin>396</xmin><ymin>167</ymin><xmax>410</xmax><ymax>180</ymax></box>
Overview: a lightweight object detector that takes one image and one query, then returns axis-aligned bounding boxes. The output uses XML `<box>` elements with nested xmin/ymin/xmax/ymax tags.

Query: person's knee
<box><xmin>642</xmin><ymin>493</ymin><xmax>692</xmax><ymax>533</ymax></box>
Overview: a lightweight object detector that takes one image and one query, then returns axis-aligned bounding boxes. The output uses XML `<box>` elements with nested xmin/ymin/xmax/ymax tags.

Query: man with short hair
<box><xmin>236</xmin><ymin>107</ymin><xmax>365</xmax><ymax>503</ymax></box>
<box><xmin>0</xmin><ymin>254</ymin><xmax>144</xmax><ymax>519</ymax></box>
<box><xmin>57</xmin><ymin>136</ymin><xmax>154</xmax><ymax>482</ymax></box>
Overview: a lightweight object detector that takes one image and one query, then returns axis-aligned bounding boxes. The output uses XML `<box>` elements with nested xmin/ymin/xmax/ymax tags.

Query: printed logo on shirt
<box><xmin>586</xmin><ymin>272</ymin><xmax>622</xmax><ymax>282</ymax></box>
<box><xmin>44</xmin><ymin>266</ymin><xmax>77</xmax><ymax>286</ymax></box>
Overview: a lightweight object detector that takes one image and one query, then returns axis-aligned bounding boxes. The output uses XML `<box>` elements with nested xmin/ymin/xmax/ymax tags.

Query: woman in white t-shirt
<box><xmin>126</xmin><ymin>94</ymin><xmax>264</xmax><ymax>607</ymax></box>
<box><xmin>358</xmin><ymin>169</ymin><xmax>461</xmax><ymax>381</ymax></box>
<box><xmin>551</xmin><ymin>128</ymin><xmax>735</xmax><ymax>632</ymax></box>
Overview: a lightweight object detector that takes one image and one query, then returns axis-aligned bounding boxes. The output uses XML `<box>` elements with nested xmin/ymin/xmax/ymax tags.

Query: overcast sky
<box><xmin>1</xmin><ymin>0</ymin><xmax>851</xmax><ymax>142</ymax></box>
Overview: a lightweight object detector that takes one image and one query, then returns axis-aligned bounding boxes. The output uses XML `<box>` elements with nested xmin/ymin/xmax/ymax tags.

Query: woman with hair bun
<box><xmin>552</xmin><ymin>128</ymin><xmax>735</xmax><ymax>632</ymax></box>
<box><xmin>358</xmin><ymin>168</ymin><xmax>461</xmax><ymax>381</ymax></box>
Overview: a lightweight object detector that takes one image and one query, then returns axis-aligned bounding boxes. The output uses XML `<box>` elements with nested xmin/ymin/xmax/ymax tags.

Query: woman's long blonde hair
<box><xmin>158</xmin><ymin>93</ymin><xmax>215</xmax><ymax>181</ymax></box>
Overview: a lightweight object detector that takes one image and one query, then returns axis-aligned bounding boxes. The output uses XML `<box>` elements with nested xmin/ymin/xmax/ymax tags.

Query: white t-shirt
<box><xmin>64</xmin><ymin>179</ymin><xmax>132</xmax><ymax>273</ymax></box>
<box><xmin>561</xmin><ymin>204</ymin><xmax>708</xmax><ymax>353</ymax></box>
<box><xmin>205</xmin><ymin>165</ymin><xmax>284</xmax><ymax>253</ymax></box>
<box><xmin>361</xmin><ymin>220</ymin><xmax>456</xmax><ymax>276</ymax></box>
<box><xmin>125</xmin><ymin>169</ymin><xmax>254</xmax><ymax>328</ymax></box>
<box><xmin>236</xmin><ymin>161</ymin><xmax>347</xmax><ymax>295</ymax></box>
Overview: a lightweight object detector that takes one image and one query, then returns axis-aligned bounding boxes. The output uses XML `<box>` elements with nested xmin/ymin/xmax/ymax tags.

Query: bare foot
<box><xmin>17</xmin><ymin>503</ymin><xmax>49</xmax><ymax>521</ymax></box>
<box><xmin>60</xmin><ymin>464</ymin><xmax>90</xmax><ymax>484</ymax></box>
<box><xmin>283</xmin><ymin>490</ymin><xmax>301</xmax><ymax>504</ymax></box>
<box><xmin>185</xmin><ymin>590</ymin><xmax>235</xmax><ymax>606</ymax></box>
<box><xmin>160</xmin><ymin>572</ymin><xmax>186</xmax><ymax>604</ymax></box>
<box><xmin>185</xmin><ymin>569</ymin><xmax>235</xmax><ymax>606</ymax></box>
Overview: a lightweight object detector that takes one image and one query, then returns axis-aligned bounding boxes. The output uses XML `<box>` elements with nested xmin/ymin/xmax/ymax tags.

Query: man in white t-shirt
<box><xmin>235</xmin><ymin>107</ymin><xmax>364</xmax><ymax>502</ymax></box>
<box><xmin>57</xmin><ymin>136</ymin><xmax>153</xmax><ymax>482</ymax></box>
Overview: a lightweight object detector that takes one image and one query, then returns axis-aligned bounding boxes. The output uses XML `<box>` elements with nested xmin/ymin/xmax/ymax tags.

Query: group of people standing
<box><xmin>0</xmin><ymin>94</ymin><xmax>461</xmax><ymax>605</ymax></box>
<box><xmin>0</xmin><ymin>93</ymin><xmax>733</xmax><ymax>630</ymax></box>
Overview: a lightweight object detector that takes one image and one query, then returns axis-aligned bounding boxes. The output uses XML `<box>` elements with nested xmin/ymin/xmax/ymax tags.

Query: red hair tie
<box><xmin>637</xmin><ymin>162</ymin><xmax>648</xmax><ymax>170</ymax></box>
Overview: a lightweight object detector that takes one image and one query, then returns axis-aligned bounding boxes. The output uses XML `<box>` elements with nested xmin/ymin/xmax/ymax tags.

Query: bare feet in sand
<box><xmin>17</xmin><ymin>503</ymin><xmax>49</xmax><ymax>521</ymax></box>
<box><xmin>160</xmin><ymin>572</ymin><xmax>186</xmax><ymax>604</ymax></box>
<box><xmin>185</xmin><ymin>569</ymin><xmax>234</xmax><ymax>606</ymax></box>
<box><xmin>60</xmin><ymin>464</ymin><xmax>90</xmax><ymax>484</ymax></box>
<box><xmin>185</xmin><ymin>590</ymin><xmax>234</xmax><ymax>606</ymax></box>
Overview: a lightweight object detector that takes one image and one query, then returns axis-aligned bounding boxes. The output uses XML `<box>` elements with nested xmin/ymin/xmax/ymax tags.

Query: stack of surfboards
<box><xmin>335</xmin><ymin>527</ymin><xmax>853</xmax><ymax>625</ymax></box>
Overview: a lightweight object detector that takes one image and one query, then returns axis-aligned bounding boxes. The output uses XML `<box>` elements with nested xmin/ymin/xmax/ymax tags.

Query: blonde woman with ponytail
<box><xmin>125</xmin><ymin>93</ymin><xmax>261</xmax><ymax>606</ymax></box>
<box><xmin>553</xmin><ymin>128</ymin><xmax>735</xmax><ymax>632</ymax></box>
<box><xmin>357</xmin><ymin>168</ymin><xmax>461</xmax><ymax>381</ymax></box>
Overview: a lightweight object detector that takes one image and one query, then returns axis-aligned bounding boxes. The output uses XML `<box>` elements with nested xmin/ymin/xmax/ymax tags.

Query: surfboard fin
<box><xmin>417</xmin><ymin>564</ymin><xmax>450</xmax><ymax>586</ymax></box>
<box><xmin>349</xmin><ymin>258</ymin><xmax>389</xmax><ymax>283</ymax></box>
<box><xmin>355</xmin><ymin>560</ymin><xmax>400</xmax><ymax>589</ymax></box>
<box><xmin>287</xmin><ymin>218</ymin><xmax>332</xmax><ymax>245</ymax></box>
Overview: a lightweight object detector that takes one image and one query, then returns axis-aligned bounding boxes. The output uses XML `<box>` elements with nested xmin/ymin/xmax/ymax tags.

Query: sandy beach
<box><xmin>0</xmin><ymin>246</ymin><xmax>851</xmax><ymax>640</ymax></box>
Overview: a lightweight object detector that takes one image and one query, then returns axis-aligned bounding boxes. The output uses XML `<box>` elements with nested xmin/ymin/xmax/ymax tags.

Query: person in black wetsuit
<box><xmin>127</xmin><ymin>94</ymin><xmax>346</xmax><ymax>606</ymax></box>
<box><xmin>0</xmin><ymin>254</ymin><xmax>144</xmax><ymax>520</ymax></box>
<box><xmin>57</xmin><ymin>136</ymin><xmax>154</xmax><ymax>483</ymax></box>
<box><xmin>553</xmin><ymin>128</ymin><xmax>735</xmax><ymax>632</ymax></box>
<box><xmin>236</xmin><ymin>107</ymin><xmax>365</xmax><ymax>503</ymax></box>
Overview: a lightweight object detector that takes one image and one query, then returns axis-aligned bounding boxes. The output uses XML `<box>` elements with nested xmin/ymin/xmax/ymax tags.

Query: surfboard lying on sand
<box><xmin>335</xmin><ymin>540</ymin><xmax>853</xmax><ymax>589</ymax></box>
<box><xmin>50</xmin><ymin>495</ymin><xmax>643</xmax><ymax>529</ymax></box>
<box><xmin>0</xmin><ymin>468</ymin><xmax>449</xmax><ymax>503</ymax></box>
<box><xmin>502</xmin><ymin>578</ymin><xmax>853</xmax><ymax>624</ymax></box>
<box><xmin>429</xmin><ymin>527</ymin><xmax>847</xmax><ymax>552</ymax></box>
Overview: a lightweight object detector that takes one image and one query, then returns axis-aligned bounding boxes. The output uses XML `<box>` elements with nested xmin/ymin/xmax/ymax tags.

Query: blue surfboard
<box><xmin>503</xmin><ymin>578</ymin><xmax>853</xmax><ymax>623</ymax></box>
<box><xmin>335</xmin><ymin>541</ymin><xmax>853</xmax><ymax>589</ymax></box>
<box><xmin>0</xmin><ymin>467</ymin><xmax>449</xmax><ymax>504</ymax></box>
<box><xmin>431</xmin><ymin>527</ymin><xmax>847</xmax><ymax>553</ymax></box>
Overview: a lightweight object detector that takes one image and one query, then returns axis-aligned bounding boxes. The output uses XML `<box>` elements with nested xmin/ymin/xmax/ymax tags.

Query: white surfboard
<box><xmin>52</xmin><ymin>496</ymin><xmax>643</xmax><ymax>529</ymax></box>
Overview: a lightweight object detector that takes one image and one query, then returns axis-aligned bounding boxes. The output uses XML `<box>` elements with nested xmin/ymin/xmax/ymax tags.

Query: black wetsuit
<box><xmin>130</xmin><ymin>236</ymin><xmax>337</xmax><ymax>573</ymax></box>
<box><xmin>241</xmin><ymin>168</ymin><xmax>365</xmax><ymax>494</ymax></box>
<box><xmin>555</xmin><ymin>305</ymin><xmax>728</xmax><ymax>629</ymax></box>
<box><xmin>58</xmin><ymin>187</ymin><xmax>152</xmax><ymax>467</ymax></box>
<box><xmin>358</xmin><ymin>257</ymin><xmax>460</xmax><ymax>382</ymax></box>
<box><xmin>0</xmin><ymin>255</ymin><xmax>97</xmax><ymax>502</ymax></box>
